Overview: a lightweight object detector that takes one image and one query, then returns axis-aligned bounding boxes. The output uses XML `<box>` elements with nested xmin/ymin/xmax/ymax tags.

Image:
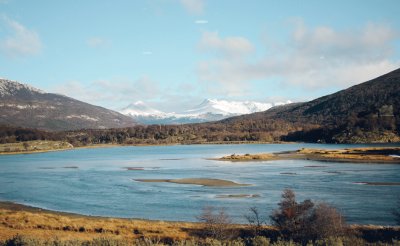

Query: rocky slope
<box><xmin>0</xmin><ymin>79</ymin><xmax>136</xmax><ymax>131</ymax></box>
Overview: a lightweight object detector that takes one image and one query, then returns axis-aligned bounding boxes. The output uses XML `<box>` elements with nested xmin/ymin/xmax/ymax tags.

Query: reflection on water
<box><xmin>0</xmin><ymin>143</ymin><xmax>400</xmax><ymax>225</ymax></box>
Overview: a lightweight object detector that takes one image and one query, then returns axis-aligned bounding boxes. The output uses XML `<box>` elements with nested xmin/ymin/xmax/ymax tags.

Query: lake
<box><xmin>1</xmin><ymin>143</ymin><xmax>400</xmax><ymax>225</ymax></box>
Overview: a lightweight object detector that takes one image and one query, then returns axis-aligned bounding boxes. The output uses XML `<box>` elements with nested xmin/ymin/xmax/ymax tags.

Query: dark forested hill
<box><xmin>0</xmin><ymin>79</ymin><xmax>136</xmax><ymax>131</ymax></box>
<box><xmin>223</xmin><ymin>68</ymin><xmax>400</xmax><ymax>143</ymax></box>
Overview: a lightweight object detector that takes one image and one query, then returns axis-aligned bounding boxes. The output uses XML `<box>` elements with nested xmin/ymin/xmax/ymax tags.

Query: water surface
<box><xmin>1</xmin><ymin>143</ymin><xmax>399</xmax><ymax>225</ymax></box>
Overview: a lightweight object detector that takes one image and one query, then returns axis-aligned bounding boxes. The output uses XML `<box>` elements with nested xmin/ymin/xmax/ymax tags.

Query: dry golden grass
<box><xmin>297</xmin><ymin>147</ymin><xmax>400</xmax><ymax>163</ymax></box>
<box><xmin>217</xmin><ymin>147</ymin><xmax>400</xmax><ymax>164</ymax></box>
<box><xmin>0</xmin><ymin>206</ymin><xmax>201</xmax><ymax>242</ymax></box>
<box><xmin>0</xmin><ymin>140</ymin><xmax>73</xmax><ymax>155</ymax></box>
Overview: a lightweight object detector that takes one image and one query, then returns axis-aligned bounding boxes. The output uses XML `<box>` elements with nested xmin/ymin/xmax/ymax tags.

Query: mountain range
<box><xmin>120</xmin><ymin>99</ymin><xmax>291</xmax><ymax>124</ymax></box>
<box><xmin>0</xmin><ymin>79</ymin><xmax>136</xmax><ymax>131</ymax></box>
<box><xmin>0</xmin><ymin>68</ymin><xmax>399</xmax><ymax>144</ymax></box>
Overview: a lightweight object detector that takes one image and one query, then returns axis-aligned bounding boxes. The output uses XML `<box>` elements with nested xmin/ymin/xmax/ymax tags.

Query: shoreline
<box><xmin>1</xmin><ymin>200</ymin><xmax>399</xmax><ymax>243</ymax></box>
<box><xmin>1</xmin><ymin>200</ymin><xmax>398</xmax><ymax>228</ymax></box>
<box><xmin>0</xmin><ymin>140</ymin><xmax>291</xmax><ymax>156</ymax></box>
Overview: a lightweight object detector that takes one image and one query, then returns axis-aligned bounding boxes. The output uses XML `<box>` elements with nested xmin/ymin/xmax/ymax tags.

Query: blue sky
<box><xmin>0</xmin><ymin>0</ymin><xmax>399</xmax><ymax>112</ymax></box>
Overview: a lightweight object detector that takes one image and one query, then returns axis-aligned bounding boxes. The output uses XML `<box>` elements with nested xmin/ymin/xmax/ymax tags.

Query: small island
<box><xmin>218</xmin><ymin>147</ymin><xmax>400</xmax><ymax>164</ymax></box>
<box><xmin>218</xmin><ymin>153</ymin><xmax>280</xmax><ymax>161</ymax></box>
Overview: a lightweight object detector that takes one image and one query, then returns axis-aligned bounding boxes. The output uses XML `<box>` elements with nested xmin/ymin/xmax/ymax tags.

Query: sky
<box><xmin>0</xmin><ymin>0</ymin><xmax>399</xmax><ymax>112</ymax></box>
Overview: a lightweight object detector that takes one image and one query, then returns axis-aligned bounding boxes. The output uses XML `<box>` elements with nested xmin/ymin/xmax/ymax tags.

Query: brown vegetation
<box><xmin>294</xmin><ymin>147</ymin><xmax>400</xmax><ymax>163</ymax></box>
<box><xmin>270</xmin><ymin>189</ymin><xmax>346</xmax><ymax>243</ymax></box>
<box><xmin>217</xmin><ymin>147</ymin><xmax>400</xmax><ymax>164</ymax></box>
<box><xmin>1</xmin><ymin>195</ymin><xmax>400</xmax><ymax>245</ymax></box>
<box><xmin>218</xmin><ymin>153</ymin><xmax>280</xmax><ymax>162</ymax></box>
<box><xmin>0</xmin><ymin>140</ymin><xmax>73</xmax><ymax>155</ymax></box>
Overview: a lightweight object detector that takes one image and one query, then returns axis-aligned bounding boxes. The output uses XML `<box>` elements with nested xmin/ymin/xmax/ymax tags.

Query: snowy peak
<box><xmin>185</xmin><ymin>99</ymin><xmax>281</xmax><ymax>116</ymax></box>
<box><xmin>120</xmin><ymin>99</ymin><xmax>292</xmax><ymax>124</ymax></box>
<box><xmin>120</xmin><ymin>101</ymin><xmax>166</xmax><ymax>117</ymax></box>
<box><xmin>0</xmin><ymin>79</ymin><xmax>45</xmax><ymax>97</ymax></box>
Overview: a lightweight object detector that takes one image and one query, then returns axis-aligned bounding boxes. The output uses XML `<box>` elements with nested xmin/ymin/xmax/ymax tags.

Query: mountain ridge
<box><xmin>0</xmin><ymin>79</ymin><xmax>136</xmax><ymax>131</ymax></box>
<box><xmin>222</xmin><ymin>68</ymin><xmax>400</xmax><ymax>143</ymax></box>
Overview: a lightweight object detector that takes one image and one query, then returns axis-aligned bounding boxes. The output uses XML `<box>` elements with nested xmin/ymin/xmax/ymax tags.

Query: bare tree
<box><xmin>23</xmin><ymin>142</ymin><xmax>29</xmax><ymax>150</ymax></box>
<box><xmin>308</xmin><ymin>202</ymin><xmax>346</xmax><ymax>240</ymax></box>
<box><xmin>197</xmin><ymin>206</ymin><xmax>233</xmax><ymax>240</ymax></box>
<box><xmin>392</xmin><ymin>197</ymin><xmax>400</xmax><ymax>225</ymax></box>
<box><xmin>245</xmin><ymin>206</ymin><xmax>265</xmax><ymax>236</ymax></box>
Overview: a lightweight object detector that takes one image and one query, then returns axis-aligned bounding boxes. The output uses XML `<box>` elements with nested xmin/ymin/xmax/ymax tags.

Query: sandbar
<box><xmin>215</xmin><ymin>194</ymin><xmax>260</xmax><ymax>198</ymax></box>
<box><xmin>134</xmin><ymin>178</ymin><xmax>250</xmax><ymax>187</ymax></box>
<box><xmin>354</xmin><ymin>182</ymin><xmax>400</xmax><ymax>186</ymax></box>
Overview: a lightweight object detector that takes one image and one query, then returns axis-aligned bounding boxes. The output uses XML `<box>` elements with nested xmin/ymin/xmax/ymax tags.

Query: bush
<box><xmin>197</xmin><ymin>206</ymin><xmax>235</xmax><ymax>240</ymax></box>
<box><xmin>270</xmin><ymin>189</ymin><xmax>346</xmax><ymax>243</ymax></box>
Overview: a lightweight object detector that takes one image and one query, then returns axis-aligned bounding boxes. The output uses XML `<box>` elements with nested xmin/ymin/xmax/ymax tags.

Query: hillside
<box><xmin>222</xmin><ymin>68</ymin><xmax>400</xmax><ymax>143</ymax></box>
<box><xmin>0</xmin><ymin>79</ymin><xmax>136</xmax><ymax>131</ymax></box>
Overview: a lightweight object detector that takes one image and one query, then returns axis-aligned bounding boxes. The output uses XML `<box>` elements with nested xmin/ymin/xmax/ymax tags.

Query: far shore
<box><xmin>1</xmin><ymin>141</ymin><xmax>400</xmax><ymax>166</ymax></box>
<box><xmin>0</xmin><ymin>140</ymin><xmax>290</xmax><ymax>156</ymax></box>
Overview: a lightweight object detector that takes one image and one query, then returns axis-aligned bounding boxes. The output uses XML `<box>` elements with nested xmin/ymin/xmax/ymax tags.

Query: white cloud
<box><xmin>199</xmin><ymin>31</ymin><xmax>254</xmax><ymax>58</ymax></box>
<box><xmin>86</xmin><ymin>37</ymin><xmax>107</xmax><ymax>48</ymax></box>
<box><xmin>54</xmin><ymin>76</ymin><xmax>161</xmax><ymax>109</ymax></box>
<box><xmin>197</xmin><ymin>21</ymin><xmax>400</xmax><ymax>95</ymax></box>
<box><xmin>180</xmin><ymin>0</ymin><xmax>204</xmax><ymax>14</ymax></box>
<box><xmin>195</xmin><ymin>20</ymin><xmax>208</xmax><ymax>24</ymax></box>
<box><xmin>0</xmin><ymin>16</ymin><xmax>42</xmax><ymax>58</ymax></box>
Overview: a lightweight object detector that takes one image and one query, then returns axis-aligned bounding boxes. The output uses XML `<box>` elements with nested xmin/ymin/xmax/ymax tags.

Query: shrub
<box><xmin>270</xmin><ymin>189</ymin><xmax>346</xmax><ymax>243</ymax></box>
<box><xmin>197</xmin><ymin>206</ymin><xmax>234</xmax><ymax>240</ymax></box>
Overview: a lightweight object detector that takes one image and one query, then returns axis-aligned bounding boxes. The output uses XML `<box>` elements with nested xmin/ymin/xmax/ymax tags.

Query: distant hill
<box><xmin>222</xmin><ymin>68</ymin><xmax>400</xmax><ymax>143</ymax></box>
<box><xmin>0</xmin><ymin>79</ymin><xmax>136</xmax><ymax>131</ymax></box>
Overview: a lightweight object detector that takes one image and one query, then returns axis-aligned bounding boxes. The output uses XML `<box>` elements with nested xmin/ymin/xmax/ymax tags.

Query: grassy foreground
<box><xmin>0</xmin><ymin>202</ymin><xmax>202</xmax><ymax>243</ymax></box>
<box><xmin>1</xmin><ymin>202</ymin><xmax>400</xmax><ymax>245</ymax></box>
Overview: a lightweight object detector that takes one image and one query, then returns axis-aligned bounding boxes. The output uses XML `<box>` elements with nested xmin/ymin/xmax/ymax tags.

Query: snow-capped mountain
<box><xmin>120</xmin><ymin>101</ymin><xmax>166</xmax><ymax>117</ymax></box>
<box><xmin>120</xmin><ymin>99</ymin><xmax>292</xmax><ymax>124</ymax></box>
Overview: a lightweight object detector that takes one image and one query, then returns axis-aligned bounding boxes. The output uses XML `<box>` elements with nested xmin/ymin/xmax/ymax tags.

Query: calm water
<box><xmin>1</xmin><ymin>143</ymin><xmax>400</xmax><ymax>225</ymax></box>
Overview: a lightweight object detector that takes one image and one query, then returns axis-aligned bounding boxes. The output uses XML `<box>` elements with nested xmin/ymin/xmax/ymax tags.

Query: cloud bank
<box><xmin>180</xmin><ymin>0</ymin><xmax>204</xmax><ymax>14</ymax></box>
<box><xmin>197</xmin><ymin>21</ymin><xmax>400</xmax><ymax>96</ymax></box>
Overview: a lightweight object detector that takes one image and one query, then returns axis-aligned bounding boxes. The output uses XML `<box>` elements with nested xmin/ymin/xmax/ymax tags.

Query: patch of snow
<box><xmin>66</xmin><ymin>114</ymin><xmax>99</xmax><ymax>121</ymax></box>
<box><xmin>0</xmin><ymin>103</ymin><xmax>55</xmax><ymax>109</ymax></box>
<box><xmin>0</xmin><ymin>79</ymin><xmax>45</xmax><ymax>96</ymax></box>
